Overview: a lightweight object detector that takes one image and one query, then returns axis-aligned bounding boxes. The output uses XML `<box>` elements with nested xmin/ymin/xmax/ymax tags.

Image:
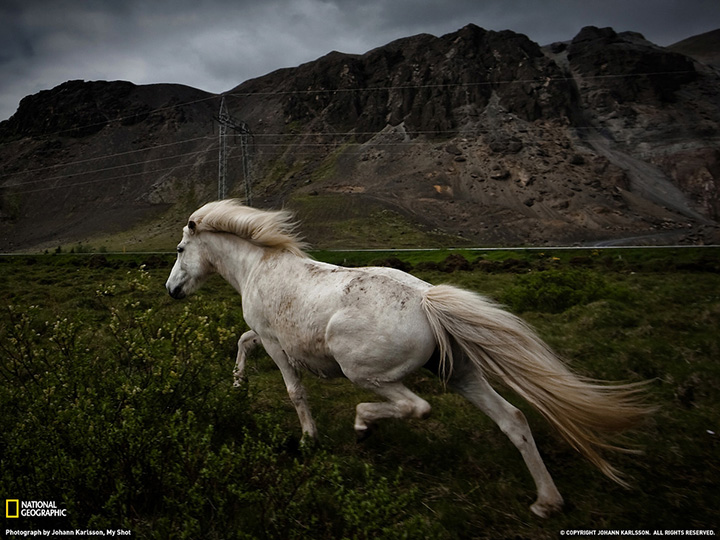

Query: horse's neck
<box><xmin>202</xmin><ymin>234</ymin><xmax>297</xmax><ymax>295</ymax></box>
<box><xmin>204</xmin><ymin>233</ymin><xmax>268</xmax><ymax>295</ymax></box>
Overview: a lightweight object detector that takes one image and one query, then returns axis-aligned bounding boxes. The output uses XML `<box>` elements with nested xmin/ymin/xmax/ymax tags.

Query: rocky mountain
<box><xmin>1</xmin><ymin>24</ymin><xmax>718</xmax><ymax>252</ymax></box>
<box><xmin>668</xmin><ymin>28</ymin><xmax>720</xmax><ymax>69</ymax></box>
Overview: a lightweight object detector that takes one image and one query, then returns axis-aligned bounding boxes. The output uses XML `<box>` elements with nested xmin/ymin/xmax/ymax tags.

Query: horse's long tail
<box><xmin>421</xmin><ymin>284</ymin><xmax>653</xmax><ymax>486</ymax></box>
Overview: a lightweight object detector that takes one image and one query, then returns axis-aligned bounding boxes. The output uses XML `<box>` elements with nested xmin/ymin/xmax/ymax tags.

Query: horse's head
<box><xmin>166</xmin><ymin>220</ymin><xmax>213</xmax><ymax>299</ymax></box>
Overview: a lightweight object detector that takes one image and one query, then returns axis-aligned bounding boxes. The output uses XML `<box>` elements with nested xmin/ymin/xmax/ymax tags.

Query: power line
<box><xmin>0</xmin><ymin>136</ymin><xmax>216</xmax><ymax>181</ymax></box>
<box><xmin>3</xmin><ymin>128</ymin><xmax>717</xmax><ymax>194</ymax></box>
<box><xmin>5</xmin><ymin>157</ymin><xmax>211</xmax><ymax>195</ymax></box>
<box><xmin>6</xmin><ymin>131</ymin><xmax>719</xmax><ymax>196</ymax></box>
<box><xmin>2</xmin><ymin>121</ymin><xmax>716</xmax><ymax>184</ymax></box>
<box><xmin>4</xmin><ymin>147</ymin><xmax>217</xmax><ymax>188</ymax></box>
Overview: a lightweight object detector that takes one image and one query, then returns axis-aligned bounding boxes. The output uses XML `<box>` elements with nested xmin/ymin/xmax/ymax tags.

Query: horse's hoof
<box><xmin>355</xmin><ymin>425</ymin><xmax>375</xmax><ymax>442</ymax></box>
<box><xmin>299</xmin><ymin>435</ymin><xmax>318</xmax><ymax>451</ymax></box>
<box><xmin>530</xmin><ymin>496</ymin><xmax>564</xmax><ymax>518</ymax></box>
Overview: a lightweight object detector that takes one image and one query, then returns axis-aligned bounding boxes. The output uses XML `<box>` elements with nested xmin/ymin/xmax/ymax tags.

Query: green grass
<box><xmin>0</xmin><ymin>249</ymin><xmax>718</xmax><ymax>538</ymax></box>
<box><xmin>287</xmin><ymin>193</ymin><xmax>469</xmax><ymax>249</ymax></box>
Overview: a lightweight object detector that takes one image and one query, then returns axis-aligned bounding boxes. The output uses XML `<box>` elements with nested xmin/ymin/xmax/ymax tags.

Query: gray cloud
<box><xmin>1</xmin><ymin>0</ymin><xmax>718</xmax><ymax>121</ymax></box>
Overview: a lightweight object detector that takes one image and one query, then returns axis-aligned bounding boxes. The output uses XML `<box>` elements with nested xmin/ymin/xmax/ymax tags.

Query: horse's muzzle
<box><xmin>167</xmin><ymin>285</ymin><xmax>186</xmax><ymax>299</ymax></box>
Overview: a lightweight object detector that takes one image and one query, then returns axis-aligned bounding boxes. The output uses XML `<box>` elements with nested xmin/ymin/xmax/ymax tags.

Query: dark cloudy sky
<box><xmin>1</xmin><ymin>0</ymin><xmax>718</xmax><ymax>121</ymax></box>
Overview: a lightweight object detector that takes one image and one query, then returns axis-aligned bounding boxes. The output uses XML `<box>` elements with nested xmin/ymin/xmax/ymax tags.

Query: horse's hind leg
<box><xmin>233</xmin><ymin>330</ymin><xmax>261</xmax><ymax>387</ymax></box>
<box><xmin>451</xmin><ymin>371</ymin><xmax>564</xmax><ymax>518</ymax></box>
<box><xmin>352</xmin><ymin>381</ymin><xmax>432</xmax><ymax>439</ymax></box>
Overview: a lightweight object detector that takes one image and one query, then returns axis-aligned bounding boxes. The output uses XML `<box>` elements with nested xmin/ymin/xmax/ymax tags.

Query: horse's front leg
<box><xmin>263</xmin><ymin>340</ymin><xmax>318</xmax><ymax>441</ymax></box>
<box><xmin>233</xmin><ymin>330</ymin><xmax>261</xmax><ymax>387</ymax></box>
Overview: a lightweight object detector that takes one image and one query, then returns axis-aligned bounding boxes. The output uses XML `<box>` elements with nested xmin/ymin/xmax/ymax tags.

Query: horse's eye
<box><xmin>177</xmin><ymin>246</ymin><xmax>184</xmax><ymax>254</ymax></box>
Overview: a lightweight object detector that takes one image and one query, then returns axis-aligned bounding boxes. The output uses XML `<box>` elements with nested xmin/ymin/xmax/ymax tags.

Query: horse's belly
<box><xmin>286</xmin><ymin>352</ymin><xmax>343</xmax><ymax>379</ymax></box>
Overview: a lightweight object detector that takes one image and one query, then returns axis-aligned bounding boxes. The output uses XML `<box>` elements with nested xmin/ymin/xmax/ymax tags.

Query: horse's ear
<box><xmin>188</xmin><ymin>220</ymin><xmax>197</xmax><ymax>233</ymax></box>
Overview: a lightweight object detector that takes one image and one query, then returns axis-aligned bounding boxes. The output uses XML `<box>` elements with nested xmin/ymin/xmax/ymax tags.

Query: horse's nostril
<box><xmin>169</xmin><ymin>286</ymin><xmax>185</xmax><ymax>299</ymax></box>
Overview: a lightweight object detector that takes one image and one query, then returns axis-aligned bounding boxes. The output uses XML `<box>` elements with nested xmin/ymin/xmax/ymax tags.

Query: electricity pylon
<box><xmin>217</xmin><ymin>96</ymin><xmax>253</xmax><ymax>204</ymax></box>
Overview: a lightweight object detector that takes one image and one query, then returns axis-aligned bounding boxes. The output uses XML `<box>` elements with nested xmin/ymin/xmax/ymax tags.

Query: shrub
<box><xmin>440</xmin><ymin>254</ymin><xmax>471</xmax><ymax>272</ymax></box>
<box><xmin>502</xmin><ymin>268</ymin><xmax>612</xmax><ymax>313</ymax></box>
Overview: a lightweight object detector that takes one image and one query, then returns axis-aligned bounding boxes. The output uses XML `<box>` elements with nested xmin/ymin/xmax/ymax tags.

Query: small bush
<box><xmin>440</xmin><ymin>254</ymin><xmax>471</xmax><ymax>272</ymax></box>
<box><xmin>502</xmin><ymin>268</ymin><xmax>613</xmax><ymax>313</ymax></box>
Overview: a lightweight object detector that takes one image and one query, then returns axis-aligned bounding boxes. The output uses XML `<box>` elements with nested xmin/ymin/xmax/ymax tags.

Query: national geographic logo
<box><xmin>6</xmin><ymin>499</ymin><xmax>19</xmax><ymax>518</ymax></box>
<box><xmin>5</xmin><ymin>499</ymin><xmax>67</xmax><ymax>518</ymax></box>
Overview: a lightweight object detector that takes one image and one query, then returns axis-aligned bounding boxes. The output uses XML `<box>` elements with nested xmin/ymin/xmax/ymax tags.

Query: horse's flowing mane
<box><xmin>189</xmin><ymin>199</ymin><xmax>308</xmax><ymax>257</ymax></box>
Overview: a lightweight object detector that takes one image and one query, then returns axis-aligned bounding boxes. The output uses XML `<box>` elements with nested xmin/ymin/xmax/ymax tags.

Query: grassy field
<box><xmin>1</xmin><ymin>248</ymin><xmax>718</xmax><ymax>539</ymax></box>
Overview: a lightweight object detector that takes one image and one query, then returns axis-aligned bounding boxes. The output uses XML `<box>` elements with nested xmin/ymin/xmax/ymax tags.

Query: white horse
<box><xmin>166</xmin><ymin>199</ymin><xmax>651</xmax><ymax>518</ymax></box>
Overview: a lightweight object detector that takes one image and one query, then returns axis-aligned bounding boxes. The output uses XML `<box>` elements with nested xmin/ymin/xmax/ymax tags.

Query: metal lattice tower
<box><xmin>217</xmin><ymin>96</ymin><xmax>253</xmax><ymax>204</ymax></box>
<box><xmin>217</xmin><ymin>98</ymin><xmax>228</xmax><ymax>200</ymax></box>
<box><xmin>239</xmin><ymin>120</ymin><xmax>252</xmax><ymax>207</ymax></box>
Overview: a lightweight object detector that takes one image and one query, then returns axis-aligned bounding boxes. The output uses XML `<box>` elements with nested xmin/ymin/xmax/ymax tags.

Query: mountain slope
<box><xmin>1</xmin><ymin>25</ymin><xmax>718</xmax><ymax>251</ymax></box>
<box><xmin>0</xmin><ymin>81</ymin><xmax>217</xmax><ymax>251</ymax></box>
<box><xmin>668</xmin><ymin>28</ymin><xmax>720</xmax><ymax>69</ymax></box>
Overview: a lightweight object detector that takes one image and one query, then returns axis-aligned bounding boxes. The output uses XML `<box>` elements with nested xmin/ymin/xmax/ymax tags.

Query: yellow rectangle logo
<box><xmin>6</xmin><ymin>499</ymin><xmax>20</xmax><ymax>518</ymax></box>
